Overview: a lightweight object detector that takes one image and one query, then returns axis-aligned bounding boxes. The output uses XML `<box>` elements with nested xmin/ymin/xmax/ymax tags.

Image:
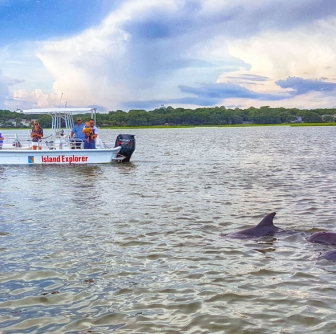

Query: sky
<box><xmin>1</xmin><ymin>0</ymin><xmax>336</xmax><ymax>112</ymax></box>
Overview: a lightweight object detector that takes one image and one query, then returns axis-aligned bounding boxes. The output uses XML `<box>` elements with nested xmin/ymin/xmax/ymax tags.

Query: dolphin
<box><xmin>308</xmin><ymin>232</ymin><xmax>336</xmax><ymax>245</ymax></box>
<box><xmin>318</xmin><ymin>250</ymin><xmax>336</xmax><ymax>261</ymax></box>
<box><xmin>228</xmin><ymin>212</ymin><xmax>282</xmax><ymax>238</ymax></box>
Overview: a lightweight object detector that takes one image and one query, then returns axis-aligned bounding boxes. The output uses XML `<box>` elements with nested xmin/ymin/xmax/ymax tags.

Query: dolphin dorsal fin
<box><xmin>257</xmin><ymin>212</ymin><xmax>276</xmax><ymax>226</ymax></box>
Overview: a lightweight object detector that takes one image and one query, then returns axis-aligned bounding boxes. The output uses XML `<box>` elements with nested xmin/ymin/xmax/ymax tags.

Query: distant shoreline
<box><xmin>1</xmin><ymin>122</ymin><xmax>336</xmax><ymax>130</ymax></box>
<box><xmin>100</xmin><ymin>122</ymin><xmax>336</xmax><ymax>129</ymax></box>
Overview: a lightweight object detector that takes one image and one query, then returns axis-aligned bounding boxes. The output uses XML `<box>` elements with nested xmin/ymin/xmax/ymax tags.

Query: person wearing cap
<box><xmin>71</xmin><ymin>117</ymin><xmax>86</xmax><ymax>149</ymax></box>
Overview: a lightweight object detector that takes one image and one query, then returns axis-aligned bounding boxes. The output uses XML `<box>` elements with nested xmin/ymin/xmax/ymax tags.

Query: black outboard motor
<box><xmin>115</xmin><ymin>134</ymin><xmax>135</xmax><ymax>162</ymax></box>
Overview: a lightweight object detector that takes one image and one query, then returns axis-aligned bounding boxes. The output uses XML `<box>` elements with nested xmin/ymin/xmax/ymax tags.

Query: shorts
<box><xmin>32</xmin><ymin>141</ymin><xmax>42</xmax><ymax>148</ymax></box>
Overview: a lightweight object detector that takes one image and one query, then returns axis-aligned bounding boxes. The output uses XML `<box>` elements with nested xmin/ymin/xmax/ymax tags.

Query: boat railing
<box><xmin>68</xmin><ymin>138</ymin><xmax>84</xmax><ymax>150</ymax></box>
<box><xmin>2</xmin><ymin>133</ymin><xmax>114</xmax><ymax>150</ymax></box>
<box><xmin>44</xmin><ymin>136</ymin><xmax>85</xmax><ymax>150</ymax></box>
<box><xmin>3</xmin><ymin>133</ymin><xmax>32</xmax><ymax>149</ymax></box>
<box><xmin>2</xmin><ymin>132</ymin><xmax>86</xmax><ymax>150</ymax></box>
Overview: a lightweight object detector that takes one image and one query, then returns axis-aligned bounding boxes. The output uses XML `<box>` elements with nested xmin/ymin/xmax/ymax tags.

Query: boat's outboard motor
<box><xmin>115</xmin><ymin>134</ymin><xmax>135</xmax><ymax>162</ymax></box>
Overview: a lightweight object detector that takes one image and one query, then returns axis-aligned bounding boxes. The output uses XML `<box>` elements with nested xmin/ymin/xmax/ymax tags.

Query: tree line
<box><xmin>0</xmin><ymin>106</ymin><xmax>335</xmax><ymax>128</ymax></box>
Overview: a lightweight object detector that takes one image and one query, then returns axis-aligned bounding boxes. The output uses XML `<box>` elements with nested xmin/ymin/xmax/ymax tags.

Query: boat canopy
<box><xmin>18</xmin><ymin>107</ymin><xmax>97</xmax><ymax>139</ymax></box>
<box><xmin>18</xmin><ymin>107</ymin><xmax>96</xmax><ymax>115</ymax></box>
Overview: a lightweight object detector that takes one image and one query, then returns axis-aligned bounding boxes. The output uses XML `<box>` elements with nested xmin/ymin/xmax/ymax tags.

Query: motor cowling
<box><xmin>115</xmin><ymin>134</ymin><xmax>135</xmax><ymax>162</ymax></box>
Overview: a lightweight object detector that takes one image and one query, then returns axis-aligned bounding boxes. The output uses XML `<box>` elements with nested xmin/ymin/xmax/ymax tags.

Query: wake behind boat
<box><xmin>0</xmin><ymin>107</ymin><xmax>135</xmax><ymax>165</ymax></box>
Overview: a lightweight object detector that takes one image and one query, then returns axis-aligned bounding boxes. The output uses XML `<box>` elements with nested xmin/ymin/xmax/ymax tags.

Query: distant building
<box><xmin>159</xmin><ymin>104</ymin><xmax>166</xmax><ymax>110</ymax></box>
<box><xmin>20</xmin><ymin>119</ymin><xmax>32</xmax><ymax>127</ymax></box>
<box><xmin>7</xmin><ymin>119</ymin><xmax>16</xmax><ymax>126</ymax></box>
<box><xmin>321</xmin><ymin>114</ymin><xmax>336</xmax><ymax>122</ymax></box>
<box><xmin>291</xmin><ymin>116</ymin><xmax>303</xmax><ymax>123</ymax></box>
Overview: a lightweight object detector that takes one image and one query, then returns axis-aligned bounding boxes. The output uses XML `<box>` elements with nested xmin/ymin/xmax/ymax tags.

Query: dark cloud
<box><xmin>122</xmin><ymin>1</ymin><xmax>202</xmax><ymax>41</ymax></box>
<box><xmin>117</xmin><ymin>0</ymin><xmax>336</xmax><ymax>89</ymax></box>
<box><xmin>118</xmin><ymin>3</ymin><xmax>249</xmax><ymax>86</ymax></box>
<box><xmin>179</xmin><ymin>82</ymin><xmax>286</xmax><ymax>101</ymax></box>
<box><xmin>123</xmin><ymin>82</ymin><xmax>289</xmax><ymax>109</ymax></box>
<box><xmin>122</xmin><ymin>0</ymin><xmax>336</xmax><ymax>43</ymax></box>
<box><xmin>276</xmin><ymin>77</ymin><xmax>336</xmax><ymax>95</ymax></box>
<box><xmin>123</xmin><ymin>21</ymin><xmax>175</xmax><ymax>40</ymax></box>
<box><xmin>224</xmin><ymin>0</ymin><xmax>336</xmax><ymax>37</ymax></box>
<box><xmin>226</xmin><ymin>74</ymin><xmax>269</xmax><ymax>82</ymax></box>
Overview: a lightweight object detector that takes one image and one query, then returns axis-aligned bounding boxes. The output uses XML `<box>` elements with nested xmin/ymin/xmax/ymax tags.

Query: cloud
<box><xmin>180</xmin><ymin>83</ymin><xmax>288</xmax><ymax>105</ymax></box>
<box><xmin>226</xmin><ymin>74</ymin><xmax>269</xmax><ymax>82</ymax></box>
<box><xmin>215</xmin><ymin>13</ymin><xmax>336</xmax><ymax>108</ymax></box>
<box><xmin>124</xmin><ymin>82</ymin><xmax>289</xmax><ymax>109</ymax></box>
<box><xmin>0</xmin><ymin>70</ymin><xmax>26</xmax><ymax>109</ymax></box>
<box><xmin>0</xmin><ymin>77</ymin><xmax>53</xmax><ymax>111</ymax></box>
<box><xmin>33</xmin><ymin>0</ymin><xmax>278</xmax><ymax>109</ymax></box>
<box><xmin>179</xmin><ymin>82</ymin><xmax>287</xmax><ymax>101</ymax></box>
<box><xmin>3</xmin><ymin>0</ymin><xmax>336</xmax><ymax>111</ymax></box>
<box><xmin>10</xmin><ymin>89</ymin><xmax>59</xmax><ymax>110</ymax></box>
<box><xmin>276</xmin><ymin>77</ymin><xmax>336</xmax><ymax>95</ymax></box>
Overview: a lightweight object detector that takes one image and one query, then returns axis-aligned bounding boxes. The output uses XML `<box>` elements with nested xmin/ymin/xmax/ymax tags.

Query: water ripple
<box><xmin>1</xmin><ymin>127</ymin><xmax>336</xmax><ymax>333</ymax></box>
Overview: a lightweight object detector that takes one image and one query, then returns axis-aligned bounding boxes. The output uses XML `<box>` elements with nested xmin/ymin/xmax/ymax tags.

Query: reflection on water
<box><xmin>1</xmin><ymin>126</ymin><xmax>336</xmax><ymax>333</ymax></box>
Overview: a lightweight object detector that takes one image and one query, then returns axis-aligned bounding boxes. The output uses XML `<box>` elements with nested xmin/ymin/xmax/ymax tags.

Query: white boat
<box><xmin>0</xmin><ymin>107</ymin><xmax>123</xmax><ymax>165</ymax></box>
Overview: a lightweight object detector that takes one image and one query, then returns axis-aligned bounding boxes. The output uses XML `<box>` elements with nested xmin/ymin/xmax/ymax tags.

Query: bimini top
<box><xmin>18</xmin><ymin>107</ymin><xmax>96</xmax><ymax>115</ymax></box>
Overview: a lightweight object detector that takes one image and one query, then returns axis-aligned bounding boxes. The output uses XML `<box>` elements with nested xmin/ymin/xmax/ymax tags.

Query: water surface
<box><xmin>1</xmin><ymin>126</ymin><xmax>336</xmax><ymax>333</ymax></box>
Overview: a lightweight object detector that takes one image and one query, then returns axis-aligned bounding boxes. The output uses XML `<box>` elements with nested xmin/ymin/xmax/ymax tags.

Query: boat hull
<box><xmin>0</xmin><ymin>147</ymin><xmax>121</xmax><ymax>165</ymax></box>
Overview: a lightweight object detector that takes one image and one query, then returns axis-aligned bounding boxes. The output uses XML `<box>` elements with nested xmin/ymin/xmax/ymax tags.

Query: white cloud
<box><xmin>11</xmin><ymin>89</ymin><xmax>59</xmax><ymax>110</ymax></box>
<box><xmin>216</xmin><ymin>17</ymin><xmax>336</xmax><ymax>108</ymax></box>
<box><xmin>33</xmin><ymin>0</ymin><xmax>246</xmax><ymax>109</ymax></box>
<box><xmin>227</xmin><ymin>19</ymin><xmax>336</xmax><ymax>81</ymax></box>
<box><xmin>35</xmin><ymin>2</ymin><xmax>138</xmax><ymax>109</ymax></box>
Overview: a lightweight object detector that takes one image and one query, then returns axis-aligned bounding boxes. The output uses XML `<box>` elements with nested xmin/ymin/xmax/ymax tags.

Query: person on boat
<box><xmin>83</xmin><ymin>121</ymin><xmax>94</xmax><ymax>145</ymax></box>
<box><xmin>70</xmin><ymin>117</ymin><xmax>86</xmax><ymax>149</ymax></box>
<box><xmin>31</xmin><ymin>121</ymin><xmax>43</xmax><ymax>150</ymax></box>
<box><xmin>0</xmin><ymin>132</ymin><xmax>4</xmax><ymax>150</ymax></box>
<box><xmin>83</xmin><ymin>119</ymin><xmax>98</xmax><ymax>149</ymax></box>
<box><xmin>90</xmin><ymin>119</ymin><xmax>98</xmax><ymax>146</ymax></box>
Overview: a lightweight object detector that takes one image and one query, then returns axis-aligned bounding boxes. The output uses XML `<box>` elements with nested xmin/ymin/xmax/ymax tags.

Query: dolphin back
<box><xmin>319</xmin><ymin>250</ymin><xmax>336</xmax><ymax>261</ymax></box>
<box><xmin>229</xmin><ymin>212</ymin><xmax>280</xmax><ymax>238</ymax></box>
<box><xmin>256</xmin><ymin>212</ymin><xmax>276</xmax><ymax>227</ymax></box>
<box><xmin>309</xmin><ymin>232</ymin><xmax>336</xmax><ymax>245</ymax></box>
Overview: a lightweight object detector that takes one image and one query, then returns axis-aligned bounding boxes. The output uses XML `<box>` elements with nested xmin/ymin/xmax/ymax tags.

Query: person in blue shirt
<box><xmin>70</xmin><ymin>117</ymin><xmax>86</xmax><ymax>149</ymax></box>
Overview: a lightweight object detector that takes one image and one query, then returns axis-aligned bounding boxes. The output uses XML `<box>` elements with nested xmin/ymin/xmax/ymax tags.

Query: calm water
<box><xmin>1</xmin><ymin>126</ymin><xmax>336</xmax><ymax>333</ymax></box>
